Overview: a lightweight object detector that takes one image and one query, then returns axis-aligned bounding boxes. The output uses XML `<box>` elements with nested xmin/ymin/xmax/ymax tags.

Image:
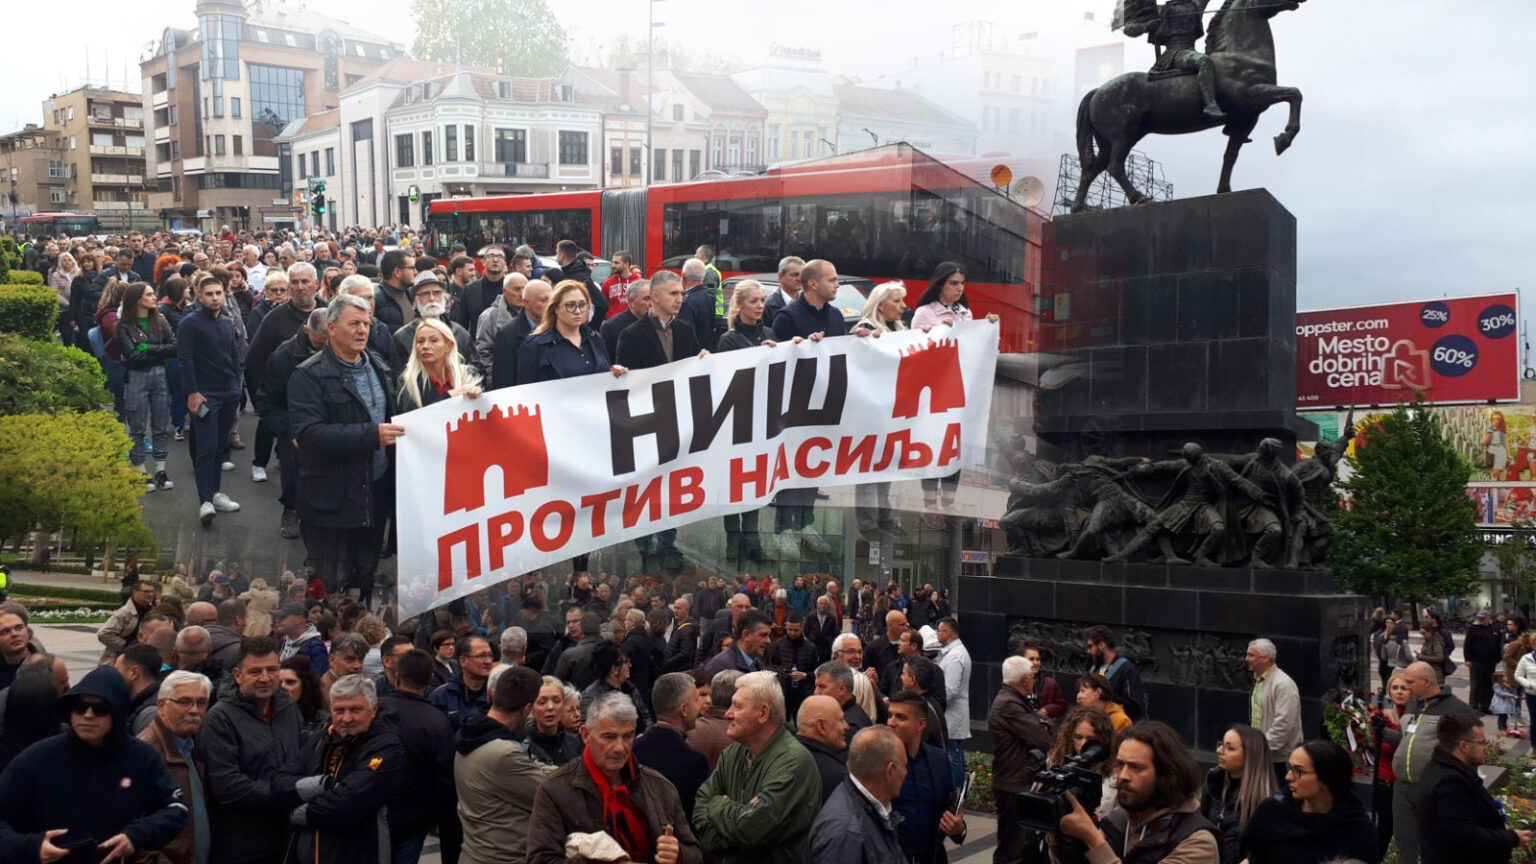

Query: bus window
<box><xmin>661</xmin><ymin>198</ymin><xmax>779</xmax><ymax>272</ymax></box>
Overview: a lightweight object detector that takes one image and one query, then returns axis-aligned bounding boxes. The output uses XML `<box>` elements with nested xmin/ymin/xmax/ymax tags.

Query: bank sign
<box><xmin>1296</xmin><ymin>293</ymin><xmax>1520</xmax><ymax>409</ymax></box>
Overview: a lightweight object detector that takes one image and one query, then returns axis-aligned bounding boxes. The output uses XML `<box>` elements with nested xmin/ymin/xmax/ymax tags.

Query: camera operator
<box><xmin>1058</xmin><ymin>722</ymin><xmax>1219</xmax><ymax>864</ymax></box>
<box><xmin>990</xmin><ymin>655</ymin><xmax>1055</xmax><ymax>864</ymax></box>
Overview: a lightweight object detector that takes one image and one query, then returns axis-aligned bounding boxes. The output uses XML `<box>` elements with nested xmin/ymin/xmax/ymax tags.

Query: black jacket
<box><xmin>490</xmin><ymin>310</ymin><xmax>539</xmax><ymax>390</ymax></box>
<box><xmin>114</xmin><ymin>314</ymin><xmax>178</xmax><ymax>372</ymax></box>
<box><xmin>664</xmin><ymin>619</ymin><xmax>700</xmax><ymax>673</ymax></box>
<box><xmin>1242</xmin><ymin>793</ymin><xmax>1379</xmax><ymax>864</ymax></box>
<box><xmin>717</xmin><ymin>320</ymin><xmax>771</xmax><ymax>352</ymax></box>
<box><xmin>764</xmin><ymin>288</ymin><xmax>789</xmax><ymax>327</ymax></box>
<box><xmin>552</xmin><ymin>635</ymin><xmax>604</xmax><ymax>690</ymax></box>
<box><xmin>289</xmin><ymin>715</ymin><xmax>406</xmax><ymax>864</ymax></box>
<box><xmin>1417</xmin><ymin>748</ymin><xmax>1520</xmax><ymax>864</ymax></box>
<box><xmin>524</xmin><ymin>726</ymin><xmax>583</xmax><ymax>767</ymax></box>
<box><xmin>1465</xmin><ymin>623</ymin><xmax>1504</xmax><ymax>666</ymax></box>
<box><xmin>796</xmin><ymin>734</ymin><xmax>849</xmax><ymax>805</ymax></box>
<box><xmin>805</xmin><ymin>610</ymin><xmax>840</xmax><ymax>665</ymax></box>
<box><xmin>772</xmin><ymin>294</ymin><xmax>847</xmax><ymax>340</ymax></box>
<box><xmin>377</xmin><ymin>691</ymin><xmax>456</xmax><ymax>843</ymax></box>
<box><xmin>681</xmin><ymin>283</ymin><xmax>720</xmax><ymax>352</ymax></box>
<box><xmin>1200</xmin><ymin>766</ymin><xmax>1244</xmax><ymax>864</ymax></box>
<box><xmin>807</xmin><ymin>778</ymin><xmax>906</xmax><ymax>864</ymax></box>
<box><xmin>0</xmin><ymin>668</ymin><xmax>187</xmax><ymax>863</ymax></box>
<box><xmin>200</xmin><ymin>680</ymin><xmax>308</xmax><ymax>864</ymax></box>
<box><xmin>769</xmin><ymin>634</ymin><xmax>819</xmax><ymax>697</ymax></box>
<box><xmin>516</xmin><ymin>326</ymin><xmax>612</xmax><ymax>385</ymax></box>
<box><xmin>622</xmin><ymin>629</ymin><xmax>663</xmax><ymax>710</ymax></box>
<box><xmin>288</xmin><ymin>344</ymin><xmax>395</xmax><ymax>530</ymax></box>
<box><xmin>389</xmin><ymin>316</ymin><xmax>474</xmax><ymax>383</ymax></box>
<box><xmin>453</xmin><ymin>275</ymin><xmax>505</xmax><ymax>342</ymax></box>
<box><xmin>521</xmin><ymin>615</ymin><xmax>559</xmax><ymax>672</ymax></box>
<box><xmin>372</xmin><ymin>281</ymin><xmax>415</xmax><ymax>333</ymax></box>
<box><xmin>559</xmin><ymin>255</ymin><xmax>609</xmax><ymax>323</ymax></box>
<box><xmin>633</xmin><ymin>723</ymin><xmax>710</xmax><ymax>820</ymax></box>
<box><xmin>246</xmin><ymin>300</ymin><xmax>315</xmax><ymax>398</ymax></box>
<box><xmin>616</xmin><ymin>314</ymin><xmax>703</xmax><ymax>370</ymax></box>
<box><xmin>263</xmin><ymin>331</ymin><xmax>321</xmax><ymax>439</ymax></box>
<box><xmin>600</xmin><ymin>309</ymin><xmax>644</xmax><ymax>352</ymax></box>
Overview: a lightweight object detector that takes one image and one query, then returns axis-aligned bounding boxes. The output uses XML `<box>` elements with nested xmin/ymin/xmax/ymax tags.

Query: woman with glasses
<box><xmin>1243</xmin><ymin>739</ymin><xmax>1379</xmax><ymax>864</ymax></box>
<box><xmin>516</xmin><ymin>279</ymin><xmax>629</xmax><ymax>385</ymax></box>
<box><xmin>1202</xmin><ymin>725</ymin><xmax>1276</xmax><ymax>864</ymax></box>
<box><xmin>245</xmin><ymin>270</ymin><xmax>289</xmax><ymax>340</ymax></box>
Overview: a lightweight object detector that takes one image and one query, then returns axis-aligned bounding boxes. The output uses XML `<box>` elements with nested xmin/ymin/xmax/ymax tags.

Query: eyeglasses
<box><xmin>464</xmin><ymin>652</ymin><xmax>494</xmax><ymax>660</ymax></box>
<box><xmin>483</xmin><ymin>253</ymin><xmax>506</xmax><ymax>259</ymax></box>
<box><xmin>1284</xmin><ymin>764</ymin><xmax>1314</xmax><ymax>776</ymax></box>
<box><xmin>71</xmin><ymin>702</ymin><xmax>110</xmax><ymax>717</ymax></box>
<box><xmin>561</xmin><ymin>301</ymin><xmax>590</xmax><ymax>313</ymax></box>
<box><xmin>166</xmin><ymin>697</ymin><xmax>209</xmax><ymax>709</ymax></box>
<box><xmin>1463</xmin><ymin>737</ymin><xmax>1489</xmax><ymax>748</ymax></box>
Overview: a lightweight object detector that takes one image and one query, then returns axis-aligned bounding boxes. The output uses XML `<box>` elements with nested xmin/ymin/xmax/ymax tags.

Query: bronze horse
<box><xmin>1069</xmin><ymin>0</ymin><xmax>1308</xmax><ymax>212</ymax></box>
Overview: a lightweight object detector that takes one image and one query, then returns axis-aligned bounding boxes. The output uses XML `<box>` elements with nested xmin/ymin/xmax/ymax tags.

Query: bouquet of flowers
<box><xmin>1323</xmin><ymin>688</ymin><xmax>1380</xmax><ymax>775</ymax></box>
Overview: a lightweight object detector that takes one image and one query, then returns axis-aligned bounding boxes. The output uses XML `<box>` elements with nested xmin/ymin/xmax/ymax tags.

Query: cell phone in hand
<box><xmin>196</xmin><ymin>401</ymin><xmax>211</xmax><ymax>418</ymax></box>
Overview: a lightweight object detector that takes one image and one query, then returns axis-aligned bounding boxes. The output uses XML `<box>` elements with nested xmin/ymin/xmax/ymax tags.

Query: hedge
<box><xmin>0</xmin><ymin>283</ymin><xmax>61</xmax><ymax>340</ymax></box>
<box><xmin>6</xmin><ymin>270</ymin><xmax>44</xmax><ymax>286</ymax></box>
<box><xmin>0</xmin><ymin>333</ymin><xmax>106</xmax><ymax>415</ymax></box>
<box><xmin>0</xmin><ymin>412</ymin><xmax>154</xmax><ymax>549</ymax></box>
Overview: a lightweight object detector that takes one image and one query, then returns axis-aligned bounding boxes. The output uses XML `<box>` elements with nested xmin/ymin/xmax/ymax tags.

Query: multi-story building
<box><xmin>831</xmin><ymin>83</ymin><xmax>977</xmax><ymax>156</ymax></box>
<box><xmin>139</xmin><ymin>0</ymin><xmax>401</xmax><ymax>231</ymax></box>
<box><xmin>667</xmin><ymin>72</ymin><xmax>766</xmax><ymax>176</ymax></box>
<box><xmin>40</xmin><ymin>87</ymin><xmax>155</xmax><ymax>231</ymax></box>
<box><xmin>0</xmin><ymin>125</ymin><xmax>68</xmax><ymax>225</ymax></box>
<box><xmin>732</xmin><ymin>48</ymin><xmax>840</xmax><ymax>165</ymax></box>
<box><xmin>563</xmin><ymin>67</ymin><xmax>652</xmax><ymax>188</ymax></box>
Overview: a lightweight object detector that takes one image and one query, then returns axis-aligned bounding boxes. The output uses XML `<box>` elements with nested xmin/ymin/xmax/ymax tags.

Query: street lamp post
<box><xmin>646</xmin><ymin>0</ymin><xmax>665</xmax><ymax>187</ymax></box>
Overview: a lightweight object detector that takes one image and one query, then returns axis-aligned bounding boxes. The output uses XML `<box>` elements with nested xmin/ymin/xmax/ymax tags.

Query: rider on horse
<box><xmin>1124</xmin><ymin>0</ymin><xmax>1227</xmax><ymax>120</ymax></box>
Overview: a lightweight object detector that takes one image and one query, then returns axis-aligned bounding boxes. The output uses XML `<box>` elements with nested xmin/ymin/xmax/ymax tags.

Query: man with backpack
<box><xmin>1085</xmin><ymin>625</ymin><xmax>1148</xmax><ymax>721</ymax></box>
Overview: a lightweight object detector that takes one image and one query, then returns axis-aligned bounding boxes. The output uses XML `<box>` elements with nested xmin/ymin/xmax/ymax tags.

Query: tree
<box><xmin>410</xmin><ymin>0</ymin><xmax>569</xmax><ymax>77</ymax></box>
<box><xmin>1491</xmin><ymin>521</ymin><xmax>1536</xmax><ymax>615</ymax></box>
<box><xmin>605</xmin><ymin>34</ymin><xmax>743</xmax><ymax>77</ymax></box>
<box><xmin>1332</xmin><ymin>397</ymin><xmax>1483</xmax><ymax>616</ymax></box>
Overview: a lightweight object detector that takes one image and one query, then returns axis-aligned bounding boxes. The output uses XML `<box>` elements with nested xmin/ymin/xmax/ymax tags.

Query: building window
<box><xmin>558</xmin><ymin>131</ymin><xmax>587</xmax><ymax>165</ymax></box>
<box><xmin>297</xmin><ymin>153</ymin><xmax>306</xmax><ymax>178</ymax></box>
<box><xmin>464</xmin><ymin>125</ymin><xmax>475</xmax><ymax>161</ymax></box>
<box><xmin>200</xmin><ymin>13</ymin><xmax>242</xmax><ymax>79</ymax></box>
<box><xmin>422</xmin><ymin>131</ymin><xmax>433</xmax><ymax>165</ymax></box>
<box><xmin>215</xmin><ymin>134</ymin><xmax>226</xmax><ymax>155</ymax></box>
<box><xmin>325</xmin><ymin>147</ymin><xmax>335</xmax><ymax>175</ymax></box>
<box><xmin>672</xmin><ymin>149</ymin><xmax>683</xmax><ymax>182</ymax></box>
<box><xmin>396</xmin><ymin>133</ymin><xmax>415</xmax><ymax>167</ymax></box>
<box><xmin>250</xmin><ymin>64</ymin><xmax>307</xmax><ymax>136</ymax></box>
<box><xmin>1009</xmin><ymin>108</ymin><xmax>1020</xmax><ymax>133</ymax></box>
<box><xmin>351</xmin><ymin>119</ymin><xmax>372</xmax><ymax>142</ymax></box>
<box><xmin>673</xmin><ymin>104</ymin><xmax>684</xmax><ymax>122</ymax></box>
<box><xmin>689</xmin><ymin>149</ymin><xmax>700</xmax><ymax>179</ymax></box>
<box><xmin>445</xmin><ymin>124</ymin><xmax>458</xmax><ymax>161</ymax></box>
<box><xmin>710</xmin><ymin>137</ymin><xmax>722</xmax><ymax>168</ymax></box>
<box><xmin>767</xmin><ymin>124</ymin><xmax>779</xmax><ymax>160</ymax></box>
<box><xmin>50</xmin><ymin>188</ymin><xmax>65</xmax><ymax>204</ymax></box>
<box><xmin>655</xmin><ymin>148</ymin><xmax>666</xmax><ymax>181</ymax></box>
<box><xmin>231</xmin><ymin>97</ymin><xmax>241</xmax><ymax>118</ymax></box>
<box><xmin>745</xmin><ymin>136</ymin><xmax>757</xmax><ymax>166</ymax></box>
<box><xmin>727</xmin><ymin>138</ymin><xmax>740</xmax><ymax>167</ymax></box>
<box><xmin>233</xmin><ymin>135</ymin><xmax>243</xmax><ymax>155</ymax></box>
<box><xmin>629</xmin><ymin>147</ymin><xmax>640</xmax><ymax>175</ymax></box>
<box><xmin>494</xmin><ymin>129</ymin><xmax>525</xmax><ymax>164</ymax></box>
<box><xmin>310</xmin><ymin>152</ymin><xmax>319</xmax><ymax>176</ymax></box>
<box><xmin>170</xmin><ymin>140</ymin><xmax>179</xmax><ymax>160</ymax></box>
<box><xmin>611</xmin><ymin>147</ymin><xmax>623</xmax><ymax>177</ymax></box>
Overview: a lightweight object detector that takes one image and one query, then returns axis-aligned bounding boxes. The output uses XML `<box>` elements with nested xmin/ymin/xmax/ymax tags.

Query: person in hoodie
<box><xmin>285</xmin><ymin>674</ymin><xmax>405</xmax><ymax>864</ymax></box>
<box><xmin>555</xmin><ymin>239</ymin><xmax>608</xmax><ymax>323</ymax></box>
<box><xmin>453</xmin><ymin>665</ymin><xmax>548</xmax><ymax>864</ymax></box>
<box><xmin>378</xmin><ymin>649</ymin><xmax>459</xmax><ymax>864</ymax></box>
<box><xmin>1242</xmin><ymin>739</ymin><xmax>1380</xmax><ymax>864</ymax></box>
<box><xmin>275</xmin><ymin>603</ymin><xmax>330</xmax><ymax>676</ymax></box>
<box><xmin>205</xmin><ymin>598</ymin><xmax>248</xmax><ymax>675</ymax></box>
<box><xmin>0</xmin><ymin>666</ymin><xmax>188</xmax><ymax>863</ymax></box>
<box><xmin>202</xmin><ymin>636</ymin><xmax>307</xmax><ymax>864</ymax></box>
<box><xmin>526</xmin><ymin>675</ymin><xmax>584</xmax><ymax>767</ymax></box>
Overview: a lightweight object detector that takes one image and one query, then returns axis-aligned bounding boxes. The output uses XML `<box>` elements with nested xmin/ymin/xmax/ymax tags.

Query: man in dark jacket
<box><xmin>201</xmin><ymin>636</ymin><xmax>307</xmax><ymax>864</ymax></box>
<box><xmin>679</xmin><ymin>258</ymin><xmax>719</xmax><ymax>352</ymax></box>
<box><xmin>0</xmin><ymin>666</ymin><xmax>188</xmax><ymax>864</ymax></box>
<box><xmin>806</xmin><ymin>595</ymin><xmax>839</xmax><ymax>665</ymax></box>
<box><xmin>815</xmin><ymin>660</ymin><xmax>872</xmax><ymax>745</ymax></box>
<box><xmin>988</xmin><ymin>655</ymin><xmax>1053</xmax><ymax>864</ymax></box>
<box><xmin>770</xmin><ymin>259</ymin><xmax>849</xmax><ymax>341</ymax></box>
<box><xmin>372</xmin><ymin>249</ymin><xmax>417</xmax><ymax>334</ymax></box>
<box><xmin>379</xmin><ymin>650</ymin><xmax>457</xmax><ymax>864</ymax></box>
<box><xmin>1464</xmin><ymin>611</ymin><xmax>1503</xmax><ymax>714</ymax></box>
<box><xmin>265</xmin><ymin>309</ymin><xmax>326</xmax><ymax>538</ymax></box>
<box><xmin>206</xmin><ymin>598</ymin><xmax>247</xmax><ymax>673</ymax></box>
<box><xmin>616</xmin><ymin>270</ymin><xmax>704</xmax><ymax>370</ymax></box>
<box><xmin>634</xmin><ymin>672</ymin><xmax>711</xmax><ymax>821</ymax></box>
<box><xmin>552</xmin><ymin>612</ymin><xmax>604</xmax><ymax>690</ymax></box>
<box><xmin>288</xmin><ymin>294</ymin><xmax>401</xmax><ymax>601</ymax></box>
<box><xmin>451</xmin><ymin>244</ymin><xmax>509</xmax><ymax>342</ymax></box>
<box><xmin>888</xmin><ymin>691</ymin><xmax>966</xmax><ymax>864</ymax></box>
<box><xmin>555</xmin><ymin>239</ymin><xmax>608</xmax><ymax>323</ymax></box>
<box><xmin>517</xmin><ymin>597</ymin><xmax>559</xmax><ymax>672</ymax></box>
<box><xmin>694</xmin><ymin>576</ymin><xmax>727</xmax><ymax>625</ymax></box>
<box><xmin>429</xmin><ymin>634</ymin><xmax>493</xmax><ymax>731</ymax></box>
<box><xmin>489</xmin><ymin>278</ymin><xmax>550</xmax><ymax>389</ymax></box>
<box><xmin>287</xmin><ymin>674</ymin><xmax>405</xmax><ymax>864</ymax></box>
<box><xmin>795</xmin><ymin>694</ymin><xmax>850</xmax><ymax>804</ymax></box>
<box><xmin>807</xmin><ymin>726</ymin><xmax>907</xmax><ymax>864</ymax></box>
<box><xmin>771</xmin><ymin>614</ymin><xmax>819</xmax><ymax>718</ymax></box>
<box><xmin>179</xmin><ymin>273</ymin><xmax>244</xmax><ymax>527</ymax></box>
<box><xmin>1417</xmin><ymin>711</ymin><xmax>1532</xmax><ymax>864</ymax></box>
<box><xmin>664</xmin><ymin>596</ymin><xmax>700</xmax><ymax>673</ymax></box>
<box><xmin>600</xmin><ymin>280</ymin><xmax>651</xmax><ymax>350</ymax></box>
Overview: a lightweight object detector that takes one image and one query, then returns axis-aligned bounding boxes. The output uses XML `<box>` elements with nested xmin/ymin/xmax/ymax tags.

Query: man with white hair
<box><xmin>389</xmin><ymin>269</ymin><xmax>473</xmax><ymax>380</ymax></box>
<box><xmin>340</xmin><ymin>273</ymin><xmax>394</xmax><ymax>357</ymax></box>
<box><xmin>988</xmin><ymin>654</ymin><xmax>1053</xmax><ymax>863</ymax></box>
<box><xmin>1246</xmin><ymin>637</ymin><xmax>1301</xmax><ymax>784</ymax></box>
<box><xmin>242</xmin><ymin>244</ymin><xmax>268</xmax><ymax>293</ymax></box>
<box><xmin>246</xmin><ymin>261</ymin><xmax>320</xmax><ymax>484</ymax></box>
<box><xmin>139</xmin><ymin>670</ymin><xmax>214</xmax><ymax>864</ymax></box>
<box><xmin>288</xmin><ymin>675</ymin><xmax>405</xmax><ymax>863</ymax></box>
<box><xmin>498</xmin><ymin>626</ymin><xmax>528</xmax><ymax>669</ymax></box>
<box><xmin>473</xmin><ymin>270</ymin><xmax>527</xmax><ymax>372</ymax></box>
<box><xmin>694</xmin><ymin>670</ymin><xmax>821</xmax><ymax>864</ymax></box>
<box><xmin>679</xmin><ymin>256</ymin><xmax>719</xmax><ymax>352</ymax></box>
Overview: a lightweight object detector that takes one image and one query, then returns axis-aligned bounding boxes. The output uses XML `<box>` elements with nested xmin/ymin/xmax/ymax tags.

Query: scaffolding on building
<box><xmin>1053</xmin><ymin>151</ymin><xmax>1174</xmax><ymax>216</ymax></box>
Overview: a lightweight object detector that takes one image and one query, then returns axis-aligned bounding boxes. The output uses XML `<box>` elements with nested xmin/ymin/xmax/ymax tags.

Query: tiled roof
<box><xmin>388</xmin><ymin>73</ymin><xmax>584</xmax><ymax>109</ymax></box>
<box><xmin>349</xmin><ymin>58</ymin><xmax>498</xmax><ymax>91</ymax></box>
<box><xmin>671</xmin><ymin>73</ymin><xmax>765</xmax><ymax>114</ymax></box>
<box><xmin>241</xmin><ymin>1</ymin><xmax>398</xmax><ymax>47</ymax></box>
<box><xmin>832</xmin><ymin>83</ymin><xmax>974</xmax><ymax>128</ymax></box>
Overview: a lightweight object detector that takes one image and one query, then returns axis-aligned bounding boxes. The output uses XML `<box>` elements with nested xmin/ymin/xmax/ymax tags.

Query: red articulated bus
<box><xmin>426</xmin><ymin>144</ymin><xmax>1049</xmax><ymax>352</ymax></box>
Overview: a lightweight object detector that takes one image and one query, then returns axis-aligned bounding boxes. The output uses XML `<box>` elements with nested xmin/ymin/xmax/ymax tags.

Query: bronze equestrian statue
<box><xmin>1070</xmin><ymin>0</ymin><xmax>1310</xmax><ymax>212</ymax></box>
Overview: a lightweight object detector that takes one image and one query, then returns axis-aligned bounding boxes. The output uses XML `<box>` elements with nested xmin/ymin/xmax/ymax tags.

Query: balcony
<box><xmin>152</xmin><ymin>91</ymin><xmax>168</xmax><ymax>109</ymax></box>
<box><xmin>88</xmin><ymin>115</ymin><xmax>144</xmax><ymax>130</ymax></box>
<box><xmin>478</xmin><ymin>161</ymin><xmax>551</xmax><ymax>179</ymax></box>
<box><xmin>91</xmin><ymin>174</ymin><xmax>145</xmax><ymax>186</ymax></box>
<box><xmin>88</xmin><ymin>145</ymin><xmax>146</xmax><ymax>157</ymax></box>
<box><xmin>92</xmin><ymin>200</ymin><xmax>140</xmax><ymax>210</ymax></box>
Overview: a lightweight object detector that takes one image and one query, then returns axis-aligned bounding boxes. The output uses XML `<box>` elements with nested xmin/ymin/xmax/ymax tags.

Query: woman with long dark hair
<box><xmin>1046</xmin><ymin>706</ymin><xmax>1117</xmax><ymax>818</ymax></box>
<box><xmin>0</xmin><ymin>661</ymin><xmax>62</xmax><ymax>771</ymax></box>
<box><xmin>115</xmin><ymin>282</ymin><xmax>178</xmax><ymax>492</ymax></box>
<box><xmin>1243</xmin><ymin>739</ymin><xmax>1379</xmax><ymax>864</ymax></box>
<box><xmin>279</xmin><ymin>655</ymin><xmax>330</xmax><ymax>746</ymax></box>
<box><xmin>1202</xmin><ymin>725</ymin><xmax>1278</xmax><ymax>864</ymax></box>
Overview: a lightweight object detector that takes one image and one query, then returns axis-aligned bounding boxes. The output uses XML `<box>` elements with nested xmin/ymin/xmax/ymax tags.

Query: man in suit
<box><xmin>678</xmin><ymin>257</ymin><xmax>719</xmax><ymax>352</ymax></box>
<box><xmin>600</xmin><ymin>280</ymin><xmax>651</xmax><ymax>350</ymax></box>
<box><xmin>663</xmin><ymin>595</ymin><xmax>700</xmax><ymax>673</ymax></box>
<box><xmin>615</xmin><ymin>270</ymin><xmax>706</xmax><ymax>370</ymax></box>
<box><xmin>764</xmin><ymin>255</ymin><xmax>804</xmax><ymax>326</ymax></box>
<box><xmin>489</xmin><ymin>279</ymin><xmax>550</xmax><ymax>389</ymax></box>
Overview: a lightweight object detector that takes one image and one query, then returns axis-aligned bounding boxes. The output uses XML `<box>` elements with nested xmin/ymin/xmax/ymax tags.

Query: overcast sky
<box><xmin>9</xmin><ymin>0</ymin><xmax>1534</xmax><ymax>317</ymax></box>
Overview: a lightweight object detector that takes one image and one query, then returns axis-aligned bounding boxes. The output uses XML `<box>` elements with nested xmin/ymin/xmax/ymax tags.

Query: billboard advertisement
<box><xmin>1296</xmin><ymin>293</ymin><xmax>1521</xmax><ymax>409</ymax></box>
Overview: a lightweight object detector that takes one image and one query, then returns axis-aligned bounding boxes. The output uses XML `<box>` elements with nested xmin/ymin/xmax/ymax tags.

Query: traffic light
<box><xmin>310</xmin><ymin>191</ymin><xmax>326</xmax><ymax>216</ymax></box>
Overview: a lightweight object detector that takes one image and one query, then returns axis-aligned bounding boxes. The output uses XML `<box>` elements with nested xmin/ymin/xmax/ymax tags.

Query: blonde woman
<box><xmin>49</xmin><ymin>250</ymin><xmax>77</xmax><ymax>314</ymax></box>
<box><xmin>515</xmin><ymin>279</ymin><xmax>627</xmax><ymax>385</ymax></box>
<box><xmin>854</xmin><ymin>281</ymin><xmax>910</xmax><ymax>335</ymax></box>
<box><xmin>398</xmin><ymin>317</ymin><xmax>482</xmax><ymax>411</ymax></box>
<box><xmin>717</xmin><ymin>279</ymin><xmax>781</xmax><ymax>350</ymax></box>
<box><xmin>241</xmin><ymin>578</ymin><xmax>280</xmax><ymax>637</ymax></box>
<box><xmin>853</xmin><ymin>281</ymin><xmax>912</xmax><ymax>540</ymax></box>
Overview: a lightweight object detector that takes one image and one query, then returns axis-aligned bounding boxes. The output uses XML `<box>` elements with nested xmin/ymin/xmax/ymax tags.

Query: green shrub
<box><xmin>10</xmin><ymin>582</ymin><xmax>122</xmax><ymax>604</ymax></box>
<box><xmin>0</xmin><ymin>238</ymin><xmax>18</xmax><ymax>282</ymax></box>
<box><xmin>964</xmin><ymin>751</ymin><xmax>997</xmax><ymax>813</ymax></box>
<box><xmin>6</xmin><ymin>270</ymin><xmax>44</xmax><ymax>286</ymax></box>
<box><xmin>0</xmin><ymin>333</ymin><xmax>106</xmax><ymax>415</ymax></box>
<box><xmin>0</xmin><ymin>283</ymin><xmax>61</xmax><ymax>340</ymax></box>
<box><xmin>0</xmin><ymin>412</ymin><xmax>154</xmax><ymax>550</ymax></box>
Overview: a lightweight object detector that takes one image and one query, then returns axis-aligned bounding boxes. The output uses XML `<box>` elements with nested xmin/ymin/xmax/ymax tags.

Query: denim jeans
<box><xmin>124</xmin><ymin>366</ymin><xmax>172</xmax><ymax>466</ymax></box>
<box><xmin>102</xmin><ymin>356</ymin><xmax>126</xmax><ymax>420</ymax></box>
<box><xmin>190</xmin><ymin>389</ymin><xmax>240</xmax><ymax>504</ymax></box>
<box><xmin>165</xmin><ymin>357</ymin><xmax>186</xmax><ymax>431</ymax></box>
<box><xmin>946</xmin><ymin>739</ymin><xmax>966</xmax><ymax>788</ymax></box>
<box><xmin>391</xmin><ymin>833</ymin><xmax>426</xmax><ymax>864</ymax></box>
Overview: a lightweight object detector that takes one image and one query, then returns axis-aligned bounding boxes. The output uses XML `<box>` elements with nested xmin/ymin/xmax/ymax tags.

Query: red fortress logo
<box><xmin>892</xmin><ymin>339</ymin><xmax>966</xmax><ymax>419</ymax></box>
<box><xmin>443</xmin><ymin>404</ymin><xmax>549</xmax><ymax>515</ymax></box>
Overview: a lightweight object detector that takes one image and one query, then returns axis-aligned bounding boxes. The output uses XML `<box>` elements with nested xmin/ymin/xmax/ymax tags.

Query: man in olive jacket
<box><xmin>693</xmin><ymin>671</ymin><xmax>821</xmax><ymax>864</ymax></box>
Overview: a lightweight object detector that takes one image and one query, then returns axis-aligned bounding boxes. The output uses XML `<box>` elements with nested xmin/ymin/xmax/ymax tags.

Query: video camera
<box><xmin>1013</xmin><ymin>740</ymin><xmax>1111</xmax><ymax>833</ymax></box>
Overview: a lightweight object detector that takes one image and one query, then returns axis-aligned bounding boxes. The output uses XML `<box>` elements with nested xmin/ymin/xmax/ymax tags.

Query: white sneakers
<box><xmin>212</xmin><ymin>493</ymin><xmax>241</xmax><ymax>512</ymax></box>
<box><xmin>252</xmin><ymin>465</ymin><xmax>269</xmax><ymax>483</ymax></box>
<box><xmin>199</xmin><ymin>501</ymin><xmax>216</xmax><ymax>526</ymax></box>
<box><xmin>221</xmin><ymin>462</ymin><xmax>236</xmax><ymax>472</ymax></box>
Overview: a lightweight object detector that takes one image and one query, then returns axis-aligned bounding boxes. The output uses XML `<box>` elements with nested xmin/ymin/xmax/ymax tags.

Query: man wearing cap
<box><xmin>0</xmin><ymin>667</ymin><xmax>189</xmax><ymax>863</ymax></box>
<box><xmin>275</xmin><ymin>603</ymin><xmax>330</xmax><ymax>675</ymax></box>
<box><xmin>389</xmin><ymin>270</ymin><xmax>474</xmax><ymax>382</ymax></box>
<box><xmin>1466</xmin><ymin>610</ymin><xmax>1503</xmax><ymax>715</ymax></box>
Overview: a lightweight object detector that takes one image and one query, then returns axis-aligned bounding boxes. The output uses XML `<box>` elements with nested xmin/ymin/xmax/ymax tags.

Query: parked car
<box><xmin>720</xmin><ymin>273</ymin><xmax>877</xmax><ymax>329</ymax></box>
